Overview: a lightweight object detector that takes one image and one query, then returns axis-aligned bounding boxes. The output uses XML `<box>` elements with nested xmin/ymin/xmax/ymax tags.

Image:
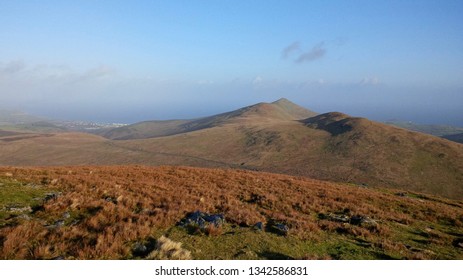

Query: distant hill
<box><xmin>0</xmin><ymin>99</ymin><xmax>462</xmax><ymax>199</ymax></box>
<box><xmin>0</xmin><ymin>109</ymin><xmax>48</xmax><ymax>126</ymax></box>
<box><xmin>384</xmin><ymin>120</ymin><xmax>463</xmax><ymax>136</ymax></box>
<box><xmin>443</xmin><ymin>133</ymin><xmax>463</xmax><ymax>144</ymax></box>
<box><xmin>96</xmin><ymin>98</ymin><xmax>318</xmax><ymax>140</ymax></box>
<box><xmin>385</xmin><ymin>120</ymin><xmax>463</xmax><ymax>144</ymax></box>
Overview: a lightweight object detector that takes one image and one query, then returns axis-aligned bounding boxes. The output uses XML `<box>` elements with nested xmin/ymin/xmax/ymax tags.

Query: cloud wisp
<box><xmin>281</xmin><ymin>41</ymin><xmax>301</xmax><ymax>59</ymax></box>
<box><xmin>295</xmin><ymin>42</ymin><xmax>326</xmax><ymax>64</ymax></box>
<box><xmin>0</xmin><ymin>60</ymin><xmax>26</xmax><ymax>75</ymax></box>
<box><xmin>281</xmin><ymin>41</ymin><xmax>327</xmax><ymax>64</ymax></box>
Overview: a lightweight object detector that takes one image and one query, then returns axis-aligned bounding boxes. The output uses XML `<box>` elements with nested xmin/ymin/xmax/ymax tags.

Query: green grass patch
<box><xmin>157</xmin><ymin>224</ymin><xmax>402</xmax><ymax>260</ymax></box>
<box><xmin>0</xmin><ymin>178</ymin><xmax>53</xmax><ymax>226</ymax></box>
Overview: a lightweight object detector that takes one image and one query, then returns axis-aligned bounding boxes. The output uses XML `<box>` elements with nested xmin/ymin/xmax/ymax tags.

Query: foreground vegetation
<box><xmin>0</xmin><ymin>166</ymin><xmax>462</xmax><ymax>259</ymax></box>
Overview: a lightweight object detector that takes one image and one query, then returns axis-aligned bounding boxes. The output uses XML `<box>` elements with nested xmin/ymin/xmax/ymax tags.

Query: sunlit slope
<box><xmin>115</xmin><ymin>112</ymin><xmax>463</xmax><ymax>198</ymax></box>
<box><xmin>97</xmin><ymin>98</ymin><xmax>318</xmax><ymax>140</ymax></box>
<box><xmin>1</xmin><ymin>99</ymin><xmax>462</xmax><ymax>199</ymax></box>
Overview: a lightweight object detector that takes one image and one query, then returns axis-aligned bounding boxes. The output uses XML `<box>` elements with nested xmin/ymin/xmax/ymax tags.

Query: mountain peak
<box><xmin>272</xmin><ymin>98</ymin><xmax>294</xmax><ymax>106</ymax></box>
<box><xmin>270</xmin><ymin>98</ymin><xmax>318</xmax><ymax>120</ymax></box>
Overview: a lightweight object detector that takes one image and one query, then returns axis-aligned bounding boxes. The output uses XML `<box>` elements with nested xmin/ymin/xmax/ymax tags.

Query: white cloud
<box><xmin>359</xmin><ymin>77</ymin><xmax>381</xmax><ymax>85</ymax></box>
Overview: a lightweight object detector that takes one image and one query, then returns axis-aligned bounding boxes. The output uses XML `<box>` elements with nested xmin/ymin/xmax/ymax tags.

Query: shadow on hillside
<box><xmin>258</xmin><ymin>251</ymin><xmax>294</xmax><ymax>260</ymax></box>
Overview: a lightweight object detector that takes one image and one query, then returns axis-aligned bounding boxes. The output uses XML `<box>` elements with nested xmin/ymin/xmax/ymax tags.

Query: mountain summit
<box><xmin>98</xmin><ymin>98</ymin><xmax>317</xmax><ymax>140</ymax></box>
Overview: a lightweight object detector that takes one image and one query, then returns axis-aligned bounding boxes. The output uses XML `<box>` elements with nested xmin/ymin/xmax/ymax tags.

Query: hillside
<box><xmin>1</xmin><ymin>166</ymin><xmax>462</xmax><ymax>260</ymax></box>
<box><xmin>1</xmin><ymin>99</ymin><xmax>463</xmax><ymax>199</ymax></box>
<box><xmin>97</xmin><ymin>98</ymin><xmax>317</xmax><ymax>140</ymax></box>
<box><xmin>112</xmin><ymin>111</ymin><xmax>463</xmax><ymax>198</ymax></box>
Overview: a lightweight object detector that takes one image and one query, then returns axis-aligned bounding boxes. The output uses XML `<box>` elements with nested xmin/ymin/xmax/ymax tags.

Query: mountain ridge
<box><xmin>97</xmin><ymin>98</ymin><xmax>317</xmax><ymax>140</ymax></box>
<box><xmin>0</xmin><ymin>98</ymin><xmax>462</xmax><ymax>199</ymax></box>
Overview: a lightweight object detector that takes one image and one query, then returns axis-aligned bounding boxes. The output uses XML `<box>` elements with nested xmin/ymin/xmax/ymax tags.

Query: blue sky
<box><xmin>1</xmin><ymin>0</ymin><xmax>462</xmax><ymax>125</ymax></box>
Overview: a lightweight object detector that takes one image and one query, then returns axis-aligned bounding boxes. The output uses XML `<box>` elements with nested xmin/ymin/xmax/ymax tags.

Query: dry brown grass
<box><xmin>146</xmin><ymin>236</ymin><xmax>191</xmax><ymax>260</ymax></box>
<box><xmin>0</xmin><ymin>165</ymin><xmax>462</xmax><ymax>259</ymax></box>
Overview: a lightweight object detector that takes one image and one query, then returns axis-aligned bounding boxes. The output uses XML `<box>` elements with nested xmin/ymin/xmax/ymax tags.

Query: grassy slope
<box><xmin>96</xmin><ymin>98</ymin><xmax>317</xmax><ymax>140</ymax></box>
<box><xmin>0</xmin><ymin>166</ymin><xmax>462</xmax><ymax>260</ymax></box>
<box><xmin>115</xmin><ymin>113</ymin><xmax>463</xmax><ymax>198</ymax></box>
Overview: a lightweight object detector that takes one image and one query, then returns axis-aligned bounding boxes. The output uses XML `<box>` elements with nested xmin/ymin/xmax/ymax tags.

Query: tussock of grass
<box><xmin>146</xmin><ymin>236</ymin><xmax>191</xmax><ymax>260</ymax></box>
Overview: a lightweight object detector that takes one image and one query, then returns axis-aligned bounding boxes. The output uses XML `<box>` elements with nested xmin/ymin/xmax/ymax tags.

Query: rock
<box><xmin>327</xmin><ymin>213</ymin><xmax>350</xmax><ymax>223</ymax></box>
<box><xmin>105</xmin><ymin>197</ymin><xmax>117</xmax><ymax>204</ymax></box>
<box><xmin>253</xmin><ymin>222</ymin><xmax>264</xmax><ymax>231</ymax></box>
<box><xmin>55</xmin><ymin>220</ymin><xmax>65</xmax><ymax>227</ymax></box>
<box><xmin>18</xmin><ymin>214</ymin><xmax>31</xmax><ymax>220</ymax></box>
<box><xmin>132</xmin><ymin>242</ymin><xmax>149</xmax><ymax>257</ymax></box>
<box><xmin>63</xmin><ymin>212</ymin><xmax>71</xmax><ymax>219</ymax></box>
<box><xmin>178</xmin><ymin>211</ymin><xmax>225</xmax><ymax>229</ymax></box>
<box><xmin>349</xmin><ymin>215</ymin><xmax>364</xmax><ymax>225</ymax></box>
<box><xmin>453</xmin><ymin>238</ymin><xmax>463</xmax><ymax>249</ymax></box>
<box><xmin>44</xmin><ymin>192</ymin><xmax>59</xmax><ymax>202</ymax></box>
<box><xmin>349</xmin><ymin>215</ymin><xmax>378</xmax><ymax>229</ymax></box>
<box><xmin>266</xmin><ymin>220</ymin><xmax>289</xmax><ymax>236</ymax></box>
<box><xmin>396</xmin><ymin>192</ymin><xmax>407</xmax><ymax>197</ymax></box>
<box><xmin>6</xmin><ymin>206</ymin><xmax>32</xmax><ymax>213</ymax></box>
<box><xmin>46</xmin><ymin>220</ymin><xmax>65</xmax><ymax>229</ymax></box>
<box><xmin>202</xmin><ymin>213</ymin><xmax>225</xmax><ymax>227</ymax></box>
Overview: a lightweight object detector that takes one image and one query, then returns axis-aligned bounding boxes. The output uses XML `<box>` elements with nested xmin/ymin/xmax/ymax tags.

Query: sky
<box><xmin>0</xmin><ymin>0</ymin><xmax>462</xmax><ymax>125</ymax></box>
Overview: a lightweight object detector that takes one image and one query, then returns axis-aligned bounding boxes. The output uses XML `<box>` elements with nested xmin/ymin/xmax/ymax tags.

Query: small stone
<box><xmin>327</xmin><ymin>213</ymin><xmax>350</xmax><ymax>223</ymax></box>
<box><xmin>453</xmin><ymin>238</ymin><xmax>463</xmax><ymax>249</ymax></box>
<box><xmin>44</xmin><ymin>193</ymin><xmax>59</xmax><ymax>202</ymax></box>
<box><xmin>55</xmin><ymin>220</ymin><xmax>65</xmax><ymax>227</ymax></box>
<box><xmin>132</xmin><ymin>242</ymin><xmax>149</xmax><ymax>257</ymax></box>
<box><xmin>18</xmin><ymin>214</ymin><xmax>31</xmax><ymax>220</ymax></box>
<box><xmin>360</xmin><ymin>217</ymin><xmax>378</xmax><ymax>229</ymax></box>
<box><xmin>253</xmin><ymin>222</ymin><xmax>264</xmax><ymax>231</ymax></box>
<box><xmin>6</xmin><ymin>206</ymin><xmax>32</xmax><ymax>213</ymax></box>
<box><xmin>349</xmin><ymin>215</ymin><xmax>363</xmax><ymax>225</ymax></box>
<box><xmin>267</xmin><ymin>220</ymin><xmax>289</xmax><ymax>236</ymax></box>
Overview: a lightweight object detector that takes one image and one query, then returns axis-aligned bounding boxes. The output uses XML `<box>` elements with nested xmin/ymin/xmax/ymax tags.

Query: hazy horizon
<box><xmin>1</xmin><ymin>1</ymin><xmax>462</xmax><ymax>125</ymax></box>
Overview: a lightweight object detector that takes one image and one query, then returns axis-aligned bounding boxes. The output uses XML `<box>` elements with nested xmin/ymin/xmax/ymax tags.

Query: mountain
<box><xmin>1</xmin><ymin>165</ymin><xmax>462</xmax><ymax>259</ymax></box>
<box><xmin>0</xmin><ymin>99</ymin><xmax>462</xmax><ymax>199</ymax></box>
<box><xmin>96</xmin><ymin>98</ymin><xmax>317</xmax><ymax>140</ymax></box>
